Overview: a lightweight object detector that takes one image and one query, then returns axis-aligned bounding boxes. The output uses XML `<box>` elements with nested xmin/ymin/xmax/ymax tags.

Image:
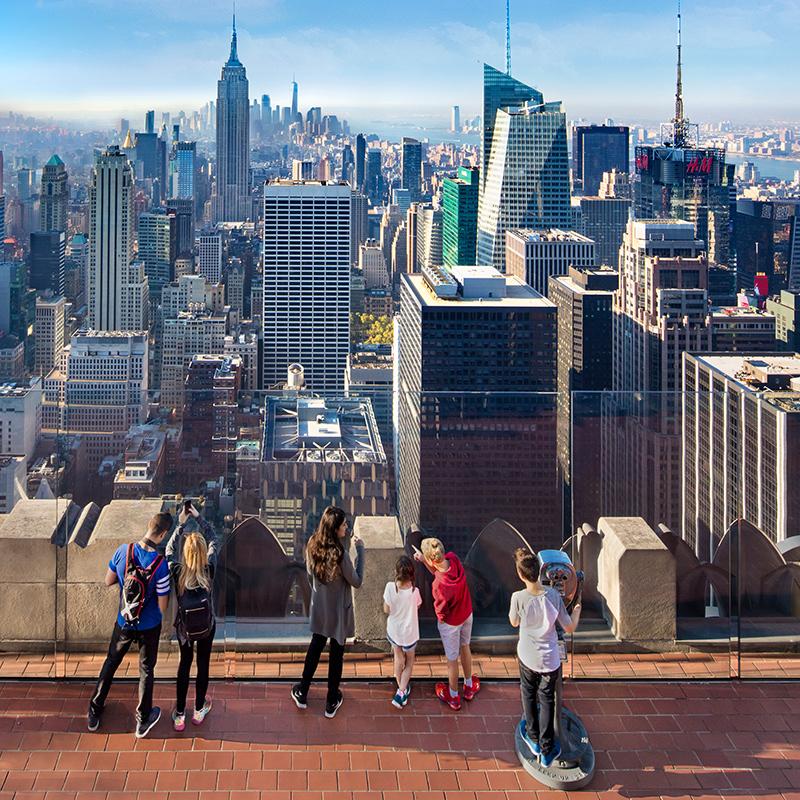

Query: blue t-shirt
<box><xmin>110</xmin><ymin>543</ymin><xmax>171</xmax><ymax>630</ymax></box>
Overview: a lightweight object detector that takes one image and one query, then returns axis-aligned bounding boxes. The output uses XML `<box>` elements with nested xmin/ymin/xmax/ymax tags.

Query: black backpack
<box><xmin>177</xmin><ymin>584</ymin><xmax>213</xmax><ymax>642</ymax></box>
<box><xmin>121</xmin><ymin>544</ymin><xmax>164</xmax><ymax>625</ymax></box>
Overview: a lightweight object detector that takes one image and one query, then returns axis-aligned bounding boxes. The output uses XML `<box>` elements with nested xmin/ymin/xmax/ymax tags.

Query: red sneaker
<box><xmin>435</xmin><ymin>682</ymin><xmax>461</xmax><ymax>711</ymax></box>
<box><xmin>463</xmin><ymin>676</ymin><xmax>481</xmax><ymax>701</ymax></box>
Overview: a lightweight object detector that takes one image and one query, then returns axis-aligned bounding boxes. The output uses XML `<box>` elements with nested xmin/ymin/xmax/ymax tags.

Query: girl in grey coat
<box><xmin>291</xmin><ymin>506</ymin><xmax>365</xmax><ymax>718</ymax></box>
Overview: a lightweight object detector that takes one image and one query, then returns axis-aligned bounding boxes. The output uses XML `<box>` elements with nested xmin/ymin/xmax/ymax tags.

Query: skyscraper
<box><xmin>633</xmin><ymin>8</ymin><xmax>734</xmax><ymax>267</ymax></box>
<box><xmin>29</xmin><ymin>231</ymin><xmax>66</xmax><ymax>296</ymax></box>
<box><xmin>397</xmin><ymin>265</ymin><xmax>559</xmax><ymax>555</ymax></box>
<box><xmin>415</xmin><ymin>206</ymin><xmax>442</xmax><ymax>272</ymax></box>
<box><xmin>169</xmin><ymin>141</ymin><xmax>196</xmax><ymax>200</ymax></box>
<box><xmin>213</xmin><ymin>15</ymin><xmax>251</xmax><ymax>222</ymax></box>
<box><xmin>477</xmin><ymin>98</ymin><xmax>571</xmax><ymax>272</ymax></box>
<box><xmin>354</xmin><ymin>134</ymin><xmax>366</xmax><ymax>192</ymax></box>
<box><xmin>579</xmin><ymin>196</ymin><xmax>631</xmax><ymax>268</ymax></box>
<box><xmin>42</xmin><ymin>331</ymin><xmax>149</xmax><ymax>473</ymax></box>
<box><xmin>401</xmin><ymin>138</ymin><xmax>422</xmax><ymax>202</ymax></box>
<box><xmin>261</xmin><ymin>94</ymin><xmax>272</xmax><ymax>134</ymax></box>
<box><xmin>605</xmin><ymin>219</ymin><xmax>708</xmax><ymax>534</ymax></box>
<box><xmin>442</xmin><ymin>166</ymin><xmax>479</xmax><ymax>267</ymax></box>
<box><xmin>145</xmin><ymin>110</ymin><xmax>155</xmax><ymax>134</ymax></box>
<box><xmin>505</xmin><ymin>229</ymin><xmax>595</xmax><ymax>297</ymax></box>
<box><xmin>549</xmin><ymin>266</ymin><xmax>618</xmax><ymax>531</ymax></box>
<box><xmin>262</xmin><ymin>181</ymin><xmax>351</xmax><ymax>394</ymax></box>
<box><xmin>88</xmin><ymin>146</ymin><xmax>147</xmax><ymax>331</ymax></box>
<box><xmin>683</xmin><ymin>354</ymin><xmax>800</xmax><ymax>555</ymax></box>
<box><xmin>34</xmin><ymin>295</ymin><xmax>65</xmax><ymax>378</ymax></box>
<box><xmin>481</xmin><ymin>64</ymin><xmax>543</xmax><ymax>190</ymax></box>
<box><xmin>198</xmin><ymin>233</ymin><xmax>223</xmax><ymax>284</ymax></box>
<box><xmin>572</xmin><ymin>125</ymin><xmax>629</xmax><ymax>196</ymax></box>
<box><xmin>138</xmin><ymin>211</ymin><xmax>176</xmax><ymax>295</ymax></box>
<box><xmin>39</xmin><ymin>155</ymin><xmax>68</xmax><ymax>233</ymax></box>
<box><xmin>450</xmin><ymin>105</ymin><xmax>461</xmax><ymax>133</ymax></box>
<box><xmin>291</xmin><ymin>78</ymin><xmax>298</xmax><ymax>119</ymax></box>
<box><xmin>365</xmin><ymin>148</ymin><xmax>384</xmax><ymax>205</ymax></box>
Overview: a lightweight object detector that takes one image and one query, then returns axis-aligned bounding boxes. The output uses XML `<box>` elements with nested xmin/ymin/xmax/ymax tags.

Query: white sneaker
<box><xmin>192</xmin><ymin>699</ymin><xmax>212</xmax><ymax>725</ymax></box>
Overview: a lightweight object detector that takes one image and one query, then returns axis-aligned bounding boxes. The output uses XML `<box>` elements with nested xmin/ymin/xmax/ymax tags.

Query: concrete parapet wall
<box><xmin>597</xmin><ymin>517</ymin><xmax>676</xmax><ymax>642</ymax></box>
<box><xmin>352</xmin><ymin>515</ymin><xmax>404</xmax><ymax>647</ymax></box>
<box><xmin>0</xmin><ymin>500</ymin><xmax>69</xmax><ymax>643</ymax></box>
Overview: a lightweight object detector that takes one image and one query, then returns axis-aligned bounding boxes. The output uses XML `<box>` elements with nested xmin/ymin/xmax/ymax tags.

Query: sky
<box><xmin>3</xmin><ymin>0</ymin><xmax>800</xmax><ymax>127</ymax></box>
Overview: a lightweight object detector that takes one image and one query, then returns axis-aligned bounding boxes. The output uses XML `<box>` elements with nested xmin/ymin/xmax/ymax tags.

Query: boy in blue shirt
<box><xmin>88</xmin><ymin>512</ymin><xmax>173</xmax><ymax>738</ymax></box>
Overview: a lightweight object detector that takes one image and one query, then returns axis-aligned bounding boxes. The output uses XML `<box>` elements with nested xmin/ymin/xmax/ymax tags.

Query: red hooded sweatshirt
<box><xmin>431</xmin><ymin>552</ymin><xmax>473</xmax><ymax>626</ymax></box>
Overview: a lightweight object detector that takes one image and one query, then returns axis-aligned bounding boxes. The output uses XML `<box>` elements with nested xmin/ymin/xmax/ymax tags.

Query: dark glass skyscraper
<box><xmin>365</xmin><ymin>148</ymin><xmax>384</xmax><ymax>205</ymax></box>
<box><xmin>354</xmin><ymin>134</ymin><xmax>366</xmax><ymax>192</ymax></box>
<box><xmin>442</xmin><ymin>166</ymin><xmax>479</xmax><ymax>266</ymax></box>
<box><xmin>397</xmin><ymin>266</ymin><xmax>560</xmax><ymax>556</ymax></box>
<box><xmin>482</xmin><ymin>63</ymin><xmax>542</xmax><ymax>189</ymax></box>
<box><xmin>29</xmin><ymin>231</ymin><xmax>66</xmax><ymax>296</ymax></box>
<box><xmin>213</xmin><ymin>15</ymin><xmax>250</xmax><ymax>222</ymax></box>
<box><xmin>572</xmin><ymin>125</ymin><xmax>629</xmax><ymax>196</ymax></box>
<box><xmin>401</xmin><ymin>137</ymin><xmax>422</xmax><ymax>201</ymax></box>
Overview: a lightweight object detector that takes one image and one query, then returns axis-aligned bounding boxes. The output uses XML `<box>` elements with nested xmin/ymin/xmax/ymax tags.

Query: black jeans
<box><xmin>176</xmin><ymin>630</ymin><xmax>214</xmax><ymax>714</ymax></box>
<box><xmin>298</xmin><ymin>633</ymin><xmax>345</xmax><ymax>703</ymax></box>
<box><xmin>89</xmin><ymin>623</ymin><xmax>161</xmax><ymax>723</ymax></box>
<box><xmin>519</xmin><ymin>661</ymin><xmax>560</xmax><ymax>753</ymax></box>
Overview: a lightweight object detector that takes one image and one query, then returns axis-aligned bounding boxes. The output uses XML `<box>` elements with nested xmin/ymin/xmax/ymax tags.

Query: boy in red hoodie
<box><xmin>415</xmin><ymin>537</ymin><xmax>480</xmax><ymax>710</ymax></box>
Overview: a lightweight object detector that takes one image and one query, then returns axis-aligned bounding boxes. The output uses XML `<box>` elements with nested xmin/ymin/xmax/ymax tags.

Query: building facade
<box><xmin>212</xmin><ymin>18</ymin><xmax>251</xmax><ymax>222</ymax></box>
<box><xmin>572</xmin><ymin>125</ymin><xmax>629</xmax><ymax>196</ymax></box>
<box><xmin>505</xmin><ymin>229</ymin><xmax>595</xmax><ymax>297</ymax></box>
<box><xmin>88</xmin><ymin>146</ymin><xmax>147</xmax><ymax>331</ymax></box>
<box><xmin>39</xmin><ymin>154</ymin><xmax>68</xmax><ymax>233</ymax></box>
<box><xmin>549</xmin><ymin>266</ymin><xmax>618</xmax><ymax>530</ymax></box>
<box><xmin>442</xmin><ymin>166</ymin><xmax>479</xmax><ymax>267</ymax></box>
<box><xmin>683</xmin><ymin>354</ymin><xmax>800</xmax><ymax>556</ymax></box>
<box><xmin>397</xmin><ymin>265</ymin><xmax>559</xmax><ymax>556</ymax></box>
<box><xmin>262</xmin><ymin>181</ymin><xmax>351</xmax><ymax>394</ymax></box>
<box><xmin>477</xmin><ymin>100</ymin><xmax>571</xmax><ymax>272</ymax></box>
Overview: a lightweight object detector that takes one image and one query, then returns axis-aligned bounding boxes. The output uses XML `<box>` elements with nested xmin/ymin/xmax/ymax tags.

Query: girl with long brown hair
<box><xmin>291</xmin><ymin>506</ymin><xmax>365</xmax><ymax>718</ymax></box>
<box><xmin>165</xmin><ymin>502</ymin><xmax>219</xmax><ymax>731</ymax></box>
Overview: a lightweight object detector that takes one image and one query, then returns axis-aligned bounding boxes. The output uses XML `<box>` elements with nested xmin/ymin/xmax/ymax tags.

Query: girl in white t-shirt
<box><xmin>383</xmin><ymin>555</ymin><xmax>422</xmax><ymax>709</ymax></box>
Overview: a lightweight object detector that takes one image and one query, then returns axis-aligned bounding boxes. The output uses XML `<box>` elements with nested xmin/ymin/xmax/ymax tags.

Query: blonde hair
<box><xmin>178</xmin><ymin>533</ymin><xmax>211</xmax><ymax>595</ymax></box>
<box><xmin>421</xmin><ymin>537</ymin><xmax>445</xmax><ymax>563</ymax></box>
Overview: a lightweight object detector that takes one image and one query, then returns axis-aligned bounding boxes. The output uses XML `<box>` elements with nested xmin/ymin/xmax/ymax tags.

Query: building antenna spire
<box><xmin>228</xmin><ymin>2</ymin><xmax>239</xmax><ymax>63</ymax></box>
<box><xmin>505</xmin><ymin>0</ymin><xmax>512</xmax><ymax>75</ymax></box>
<box><xmin>673</xmin><ymin>0</ymin><xmax>687</xmax><ymax>147</ymax></box>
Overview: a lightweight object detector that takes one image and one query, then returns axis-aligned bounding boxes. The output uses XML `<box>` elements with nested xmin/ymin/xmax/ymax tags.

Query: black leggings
<box><xmin>176</xmin><ymin>632</ymin><xmax>213</xmax><ymax>714</ymax></box>
<box><xmin>299</xmin><ymin>633</ymin><xmax>345</xmax><ymax>702</ymax></box>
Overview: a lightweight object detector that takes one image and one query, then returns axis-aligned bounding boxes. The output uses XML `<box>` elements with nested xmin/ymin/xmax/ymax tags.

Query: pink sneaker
<box><xmin>192</xmin><ymin>699</ymin><xmax>212</xmax><ymax>725</ymax></box>
<box><xmin>172</xmin><ymin>710</ymin><xmax>186</xmax><ymax>732</ymax></box>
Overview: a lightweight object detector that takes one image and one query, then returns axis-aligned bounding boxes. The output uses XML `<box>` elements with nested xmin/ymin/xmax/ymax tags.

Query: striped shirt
<box><xmin>110</xmin><ymin>543</ymin><xmax>171</xmax><ymax>630</ymax></box>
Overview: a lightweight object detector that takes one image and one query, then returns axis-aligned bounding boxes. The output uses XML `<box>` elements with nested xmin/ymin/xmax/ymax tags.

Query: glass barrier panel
<box><xmin>570</xmin><ymin>390</ymin><xmax>734</xmax><ymax>679</ymax></box>
<box><xmin>736</xmin><ymin>398</ymin><xmax>800</xmax><ymax>678</ymax></box>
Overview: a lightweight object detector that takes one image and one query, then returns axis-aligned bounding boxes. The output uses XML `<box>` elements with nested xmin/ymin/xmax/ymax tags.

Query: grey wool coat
<box><xmin>307</xmin><ymin>541</ymin><xmax>365</xmax><ymax>646</ymax></box>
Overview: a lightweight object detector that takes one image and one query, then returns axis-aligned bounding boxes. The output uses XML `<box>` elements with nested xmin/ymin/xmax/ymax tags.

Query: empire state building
<box><xmin>213</xmin><ymin>16</ymin><xmax>251</xmax><ymax>222</ymax></box>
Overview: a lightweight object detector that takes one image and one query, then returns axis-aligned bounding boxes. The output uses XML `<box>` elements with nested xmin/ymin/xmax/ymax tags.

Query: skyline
<box><xmin>3</xmin><ymin>0</ymin><xmax>800</xmax><ymax>127</ymax></box>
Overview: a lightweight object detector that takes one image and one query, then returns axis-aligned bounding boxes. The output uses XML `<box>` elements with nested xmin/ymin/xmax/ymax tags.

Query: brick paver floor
<box><xmin>3</xmin><ymin>649</ymin><xmax>800</xmax><ymax>680</ymax></box>
<box><xmin>1</xmin><ymin>679</ymin><xmax>799</xmax><ymax>798</ymax></box>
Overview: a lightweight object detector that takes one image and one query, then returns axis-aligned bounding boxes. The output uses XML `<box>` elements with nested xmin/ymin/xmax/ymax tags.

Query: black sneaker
<box><xmin>87</xmin><ymin>711</ymin><xmax>100</xmax><ymax>732</ymax></box>
<box><xmin>290</xmin><ymin>684</ymin><xmax>307</xmax><ymax>710</ymax></box>
<box><xmin>135</xmin><ymin>707</ymin><xmax>161</xmax><ymax>739</ymax></box>
<box><xmin>324</xmin><ymin>693</ymin><xmax>343</xmax><ymax>719</ymax></box>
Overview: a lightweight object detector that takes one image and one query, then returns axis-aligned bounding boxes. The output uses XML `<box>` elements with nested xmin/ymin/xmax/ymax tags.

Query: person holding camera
<box><xmin>87</xmin><ymin>512</ymin><xmax>173</xmax><ymax>738</ymax></box>
<box><xmin>165</xmin><ymin>501</ymin><xmax>219</xmax><ymax>731</ymax></box>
